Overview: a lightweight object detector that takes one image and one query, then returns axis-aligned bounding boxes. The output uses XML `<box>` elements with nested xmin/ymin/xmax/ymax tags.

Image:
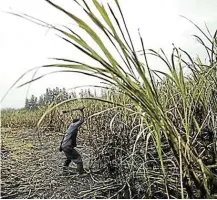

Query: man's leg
<box><xmin>63</xmin><ymin>149</ymin><xmax>72</xmax><ymax>174</ymax></box>
<box><xmin>71</xmin><ymin>149</ymin><xmax>85</xmax><ymax>174</ymax></box>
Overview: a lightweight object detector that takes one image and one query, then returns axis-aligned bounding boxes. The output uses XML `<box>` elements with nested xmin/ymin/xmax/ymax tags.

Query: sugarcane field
<box><xmin>1</xmin><ymin>0</ymin><xmax>217</xmax><ymax>199</ymax></box>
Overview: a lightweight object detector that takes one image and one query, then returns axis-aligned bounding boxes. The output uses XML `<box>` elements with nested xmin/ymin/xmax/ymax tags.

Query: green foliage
<box><xmin>37</xmin><ymin>0</ymin><xmax>216</xmax><ymax>198</ymax></box>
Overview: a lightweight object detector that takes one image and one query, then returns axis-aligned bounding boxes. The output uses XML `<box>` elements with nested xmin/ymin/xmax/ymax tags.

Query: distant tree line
<box><xmin>24</xmin><ymin>87</ymin><xmax>98</xmax><ymax>110</ymax></box>
<box><xmin>24</xmin><ymin>87</ymin><xmax>71</xmax><ymax>110</ymax></box>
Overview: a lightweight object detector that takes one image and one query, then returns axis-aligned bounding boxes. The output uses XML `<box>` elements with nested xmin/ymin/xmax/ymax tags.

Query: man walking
<box><xmin>59</xmin><ymin>107</ymin><xmax>85</xmax><ymax>175</ymax></box>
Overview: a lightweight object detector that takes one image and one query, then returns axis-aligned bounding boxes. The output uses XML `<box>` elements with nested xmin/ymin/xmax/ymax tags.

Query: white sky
<box><xmin>0</xmin><ymin>0</ymin><xmax>217</xmax><ymax>108</ymax></box>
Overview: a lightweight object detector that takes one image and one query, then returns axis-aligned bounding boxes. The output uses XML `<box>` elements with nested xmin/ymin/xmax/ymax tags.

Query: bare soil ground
<box><xmin>1</xmin><ymin>128</ymin><xmax>117</xmax><ymax>199</ymax></box>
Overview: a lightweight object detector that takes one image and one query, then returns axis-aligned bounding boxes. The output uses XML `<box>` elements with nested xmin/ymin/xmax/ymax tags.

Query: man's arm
<box><xmin>71</xmin><ymin>107</ymin><xmax>85</xmax><ymax>129</ymax></box>
<box><xmin>64</xmin><ymin>107</ymin><xmax>85</xmax><ymax>131</ymax></box>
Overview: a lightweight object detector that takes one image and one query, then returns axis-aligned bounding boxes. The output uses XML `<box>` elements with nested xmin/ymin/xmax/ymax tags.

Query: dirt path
<box><xmin>1</xmin><ymin>128</ymin><xmax>117</xmax><ymax>198</ymax></box>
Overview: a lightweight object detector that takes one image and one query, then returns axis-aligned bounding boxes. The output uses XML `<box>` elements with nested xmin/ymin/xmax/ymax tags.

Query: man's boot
<box><xmin>63</xmin><ymin>159</ymin><xmax>71</xmax><ymax>175</ymax></box>
<box><xmin>63</xmin><ymin>166</ymin><xmax>68</xmax><ymax>175</ymax></box>
<box><xmin>77</xmin><ymin>162</ymin><xmax>85</xmax><ymax>175</ymax></box>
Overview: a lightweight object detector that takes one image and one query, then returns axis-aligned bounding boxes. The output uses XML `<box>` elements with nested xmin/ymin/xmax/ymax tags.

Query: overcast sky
<box><xmin>0</xmin><ymin>0</ymin><xmax>217</xmax><ymax>109</ymax></box>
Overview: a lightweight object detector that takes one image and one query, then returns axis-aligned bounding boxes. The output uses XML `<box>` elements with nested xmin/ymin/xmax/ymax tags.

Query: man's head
<box><xmin>72</xmin><ymin>119</ymin><xmax>80</xmax><ymax>123</ymax></box>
